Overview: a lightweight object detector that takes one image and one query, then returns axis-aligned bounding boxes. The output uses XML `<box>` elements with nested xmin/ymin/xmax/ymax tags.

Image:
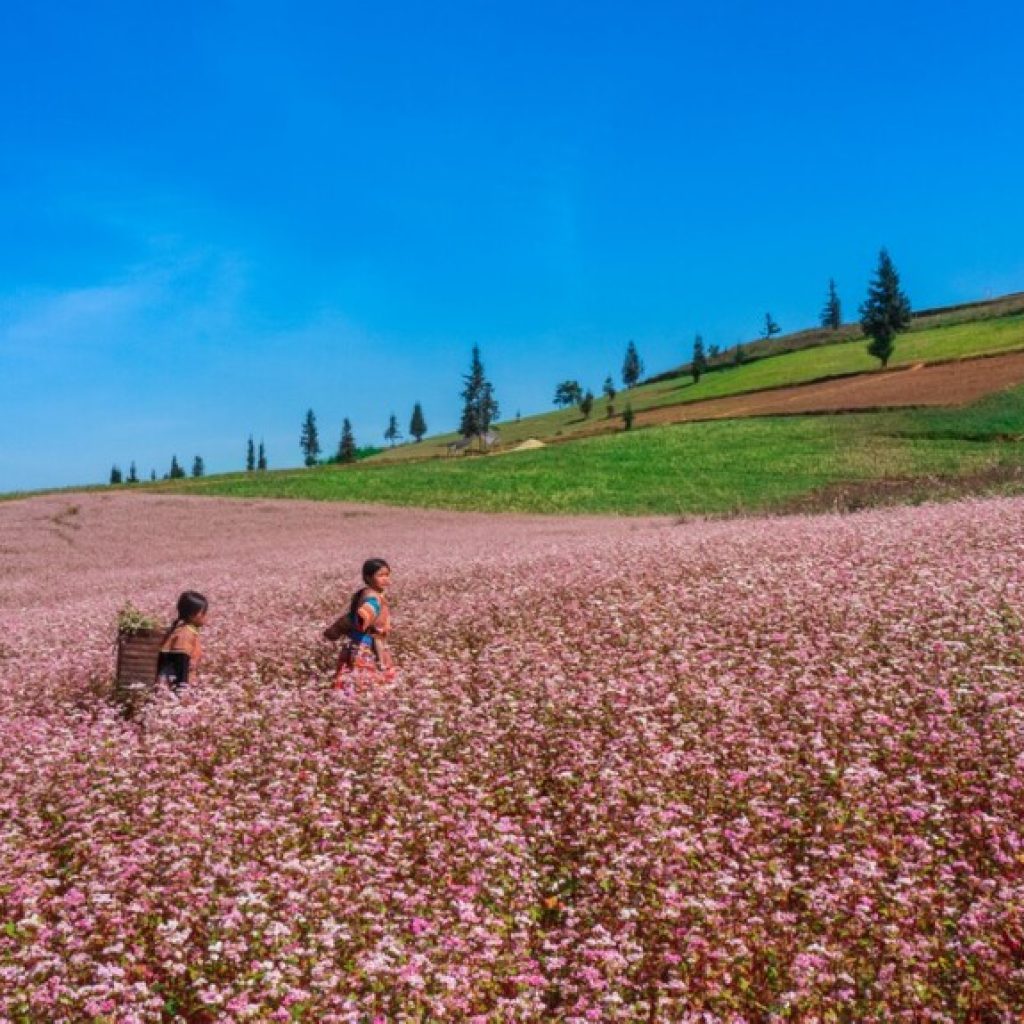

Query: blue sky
<box><xmin>2</xmin><ymin>0</ymin><xmax>1022</xmax><ymax>491</ymax></box>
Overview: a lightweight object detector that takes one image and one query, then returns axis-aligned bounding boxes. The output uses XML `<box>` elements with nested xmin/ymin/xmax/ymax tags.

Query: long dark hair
<box><xmin>348</xmin><ymin>558</ymin><xmax>389</xmax><ymax>620</ymax></box>
<box><xmin>166</xmin><ymin>590</ymin><xmax>208</xmax><ymax>638</ymax></box>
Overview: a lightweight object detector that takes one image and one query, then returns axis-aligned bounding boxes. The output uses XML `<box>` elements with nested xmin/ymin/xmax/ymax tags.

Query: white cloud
<box><xmin>1</xmin><ymin>279</ymin><xmax>160</xmax><ymax>354</ymax></box>
<box><xmin>0</xmin><ymin>242</ymin><xmax>254</xmax><ymax>365</ymax></box>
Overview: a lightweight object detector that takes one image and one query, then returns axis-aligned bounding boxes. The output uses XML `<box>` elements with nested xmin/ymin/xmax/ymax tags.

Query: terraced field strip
<box><xmin>367</xmin><ymin>313</ymin><xmax>1024</xmax><ymax>462</ymax></box>
<box><xmin>616</xmin><ymin>349</ymin><xmax>1024</xmax><ymax>431</ymax></box>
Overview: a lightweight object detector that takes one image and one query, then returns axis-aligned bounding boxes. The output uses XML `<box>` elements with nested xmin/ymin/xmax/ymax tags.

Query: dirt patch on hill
<box><xmin>627</xmin><ymin>350</ymin><xmax>1024</xmax><ymax>430</ymax></box>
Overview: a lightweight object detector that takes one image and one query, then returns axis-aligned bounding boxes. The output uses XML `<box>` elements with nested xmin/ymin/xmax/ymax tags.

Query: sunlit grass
<box><xmin>155</xmin><ymin>384</ymin><xmax>1024</xmax><ymax>515</ymax></box>
<box><xmin>368</xmin><ymin>314</ymin><xmax>1024</xmax><ymax>461</ymax></box>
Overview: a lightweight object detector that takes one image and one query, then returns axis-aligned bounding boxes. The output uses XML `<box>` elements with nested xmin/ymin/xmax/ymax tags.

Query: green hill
<box><xmin>367</xmin><ymin>296</ymin><xmax>1024</xmax><ymax>464</ymax></box>
<box><xmin>9</xmin><ymin>291</ymin><xmax>1024</xmax><ymax>516</ymax></box>
<box><xmin>157</xmin><ymin>382</ymin><xmax>1024</xmax><ymax>516</ymax></box>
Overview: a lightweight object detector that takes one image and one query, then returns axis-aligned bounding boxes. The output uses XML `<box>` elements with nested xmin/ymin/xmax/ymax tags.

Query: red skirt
<box><xmin>333</xmin><ymin>639</ymin><xmax>395</xmax><ymax>689</ymax></box>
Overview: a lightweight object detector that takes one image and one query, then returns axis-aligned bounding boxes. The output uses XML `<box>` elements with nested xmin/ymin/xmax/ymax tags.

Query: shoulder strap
<box><xmin>349</xmin><ymin>586</ymin><xmax>369</xmax><ymax>623</ymax></box>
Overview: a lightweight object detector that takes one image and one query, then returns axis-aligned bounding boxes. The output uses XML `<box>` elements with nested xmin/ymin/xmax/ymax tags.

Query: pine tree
<box><xmin>338</xmin><ymin>418</ymin><xmax>357</xmax><ymax>463</ymax></box>
<box><xmin>580</xmin><ymin>390</ymin><xmax>594</xmax><ymax>419</ymax></box>
<box><xmin>169</xmin><ymin>455</ymin><xmax>185</xmax><ymax>479</ymax></box>
<box><xmin>622</xmin><ymin>341</ymin><xmax>643</xmax><ymax>388</ymax></box>
<box><xmin>708</xmin><ymin>343</ymin><xmax>721</xmax><ymax>360</ymax></box>
<box><xmin>761</xmin><ymin>313</ymin><xmax>781</xmax><ymax>342</ymax></box>
<box><xmin>192</xmin><ymin>455</ymin><xmax>205</xmax><ymax>478</ymax></box>
<box><xmin>409</xmin><ymin>402</ymin><xmax>428</xmax><ymax>442</ymax></box>
<box><xmin>820</xmin><ymin>278</ymin><xmax>842</xmax><ymax>330</ymax></box>
<box><xmin>459</xmin><ymin>345</ymin><xmax>499</xmax><ymax>442</ymax></box>
<box><xmin>300</xmin><ymin>409</ymin><xmax>321</xmax><ymax>466</ymax></box>
<box><xmin>127</xmin><ymin>461</ymin><xmax>138</xmax><ymax>484</ymax></box>
<box><xmin>246</xmin><ymin>435</ymin><xmax>255</xmax><ymax>472</ymax></box>
<box><xmin>691</xmin><ymin>334</ymin><xmax>708</xmax><ymax>384</ymax></box>
<box><xmin>109</xmin><ymin>465</ymin><xmax>122</xmax><ymax>485</ymax></box>
<box><xmin>257</xmin><ymin>440</ymin><xmax>267</xmax><ymax>471</ymax></box>
<box><xmin>860</xmin><ymin>248</ymin><xmax>911</xmax><ymax>368</ymax></box>
<box><xmin>384</xmin><ymin>413</ymin><xmax>402</xmax><ymax>447</ymax></box>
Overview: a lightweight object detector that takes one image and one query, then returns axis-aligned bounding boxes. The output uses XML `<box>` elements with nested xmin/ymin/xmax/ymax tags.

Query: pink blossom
<box><xmin>1</xmin><ymin>492</ymin><xmax>1023</xmax><ymax>1020</ymax></box>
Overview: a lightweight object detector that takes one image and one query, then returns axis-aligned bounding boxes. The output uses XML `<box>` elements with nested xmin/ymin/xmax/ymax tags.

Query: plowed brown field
<box><xmin>621</xmin><ymin>349</ymin><xmax>1024</xmax><ymax>430</ymax></box>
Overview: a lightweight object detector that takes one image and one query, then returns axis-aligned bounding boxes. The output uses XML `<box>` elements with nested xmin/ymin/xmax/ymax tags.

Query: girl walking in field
<box><xmin>323</xmin><ymin>558</ymin><xmax>395</xmax><ymax>689</ymax></box>
<box><xmin>157</xmin><ymin>590</ymin><xmax>208</xmax><ymax>692</ymax></box>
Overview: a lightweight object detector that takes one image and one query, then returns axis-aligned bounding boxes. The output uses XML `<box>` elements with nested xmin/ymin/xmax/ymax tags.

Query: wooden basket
<box><xmin>114</xmin><ymin>627</ymin><xmax>165</xmax><ymax>713</ymax></box>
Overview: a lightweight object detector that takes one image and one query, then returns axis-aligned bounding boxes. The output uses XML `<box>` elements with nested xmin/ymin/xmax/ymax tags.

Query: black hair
<box><xmin>163</xmin><ymin>590</ymin><xmax>207</xmax><ymax>642</ymax></box>
<box><xmin>173</xmin><ymin>590</ymin><xmax>208</xmax><ymax>626</ymax></box>
<box><xmin>362</xmin><ymin>558</ymin><xmax>390</xmax><ymax>584</ymax></box>
<box><xmin>349</xmin><ymin>559</ymin><xmax>390</xmax><ymax>621</ymax></box>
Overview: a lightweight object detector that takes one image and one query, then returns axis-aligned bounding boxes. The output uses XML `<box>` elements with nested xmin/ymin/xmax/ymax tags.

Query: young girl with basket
<box><xmin>157</xmin><ymin>590</ymin><xmax>208</xmax><ymax>692</ymax></box>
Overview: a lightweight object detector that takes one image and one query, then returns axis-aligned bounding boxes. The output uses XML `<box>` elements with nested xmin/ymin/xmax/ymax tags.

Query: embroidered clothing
<box><xmin>325</xmin><ymin>589</ymin><xmax>394</xmax><ymax>688</ymax></box>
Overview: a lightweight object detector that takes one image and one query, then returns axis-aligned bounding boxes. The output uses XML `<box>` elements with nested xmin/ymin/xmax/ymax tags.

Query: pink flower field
<box><xmin>1</xmin><ymin>492</ymin><xmax>1023</xmax><ymax>1023</ymax></box>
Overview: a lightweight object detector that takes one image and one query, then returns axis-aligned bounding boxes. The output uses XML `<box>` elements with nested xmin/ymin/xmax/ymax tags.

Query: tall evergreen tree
<box><xmin>459</xmin><ymin>345</ymin><xmax>499</xmax><ymax>441</ymax></box>
<box><xmin>300</xmin><ymin>409</ymin><xmax>321</xmax><ymax>466</ymax></box>
<box><xmin>127</xmin><ymin>461</ymin><xmax>138</xmax><ymax>484</ymax></box>
<box><xmin>409</xmin><ymin>402</ymin><xmax>428</xmax><ymax>442</ymax></box>
<box><xmin>109</xmin><ymin>465</ymin><xmax>122</xmax><ymax>485</ymax></box>
<box><xmin>384</xmin><ymin>413</ymin><xmax>402</xmax><ymax>446</ymax></box>
<box><xmin>761</xmin><ymin>312</ymin><xmax>781</xmax><ymax>341</ymax></box>
<box><xmin>622</xmin><ymin>340</ymin><xmax>643</xmax><ymax>388</ymax></box>
<box><xmin>691</xmin><ymin>334</ymin><xmax>708</xmax><ymax>384</ymax></box>
<box><xmin>338</xmin><ymin>418</ymin><xmax>357</xmax><ymax>463</ymax></box>
<box><xmin>257</xmin><ymin>440</ymin><xmax>267</xmax><ymax>471</ymax></box>
<box><xmin>192</xmin><ymin>455</ymin><xmax>205</xmax><ymax>478</ymax></box>
<box><xmin>246</xmin><ymin>435</ymin><xmax>255</xmax><ymax>472</ymax></box>
<box><xmin>169</xmin><ymin>455</ymin><xmax>185</xmax><ymax>479</ymax></box>
<box><xmin>820</xmin><ymin>278</ymin><xmax>842</xmax><ymax>330</ymax></box>
<box><xmin>860</xmin><ymin>248</ymin><xmax>911</xmax><ymax>368</ymax></box>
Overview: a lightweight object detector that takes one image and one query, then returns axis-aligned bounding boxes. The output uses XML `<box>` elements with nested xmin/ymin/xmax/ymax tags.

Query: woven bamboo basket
<box><xmin>114</xmin><ymin>627</ymin><xmax>165</xmax><ymax>714</ymax></box>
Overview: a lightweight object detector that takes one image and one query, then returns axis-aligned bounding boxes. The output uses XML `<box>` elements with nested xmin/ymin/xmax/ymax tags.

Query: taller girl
<box><xmin>324</xmin><ymin>558</ymin><xmax>395</xmax><ymax>689</ymax></box>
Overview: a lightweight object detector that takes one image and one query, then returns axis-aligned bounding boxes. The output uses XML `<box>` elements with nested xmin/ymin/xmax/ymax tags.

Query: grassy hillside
<box><xmin>368</xmin><ymin>311</ymin><xmax>1024</xmax><ymax>463</ymax></box>
<box><xmin>6</xmin><ymin>293</ymin><xmax>1024</xmax><ymax>513</ymax></box>
<box><xmin>646</xmin><ymin>289</ymin><xmax>1024</xmax><ymax>381</ymax></box>
<box><xmin>157</xmin><ymin>383</ymin><xmax>1024</xmax><ymax>516</ymax></box>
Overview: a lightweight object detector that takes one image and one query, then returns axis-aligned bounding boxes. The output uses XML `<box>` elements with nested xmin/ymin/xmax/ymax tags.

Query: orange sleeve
<box><xmin>164</xmin><ymin>627</ymin><xmax>199</xmax><ymax>660</ymax></box>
